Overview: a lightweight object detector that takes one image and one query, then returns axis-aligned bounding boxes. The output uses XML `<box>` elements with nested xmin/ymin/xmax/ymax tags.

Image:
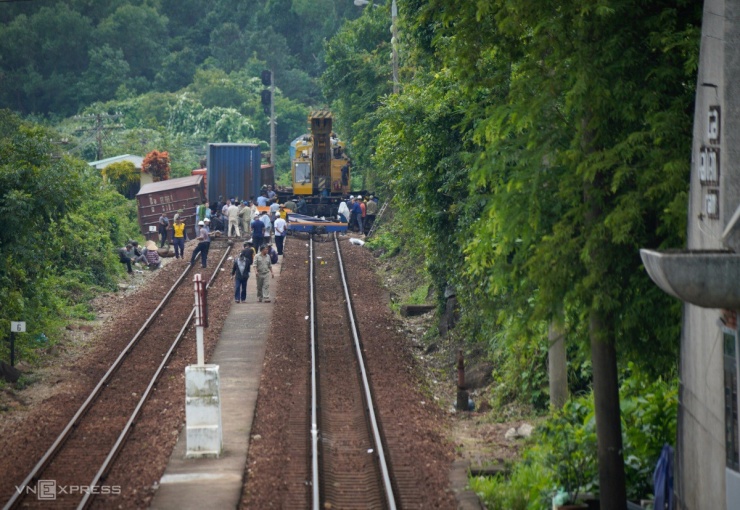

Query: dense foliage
<box><xmin>0</xmin><ymin>0</ymin><xmax>365</xmax><ymax>183</ymax></box>
<box><xmin>0</xmin><ymin>0</ymin><xmax>359</xmax><ymax>117</ymax></box>
<box><xmin>0</xmin><ymin>110</ymin><xmax>139</xmax><ymax>363</ymax></box>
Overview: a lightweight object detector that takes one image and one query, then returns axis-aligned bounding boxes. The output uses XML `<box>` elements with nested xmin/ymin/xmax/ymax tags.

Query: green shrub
<box><xmin>472</xmin><ymin>371</ymin><xmax>678</xmax><ymax>505</ymax></box>
<box><xmin>470</xmin><ymin>460</ymin><xmax>553</xmax><ymax>510</ymax></box>
<box><xmin>620</xmin><ymin>365</ymin><xmax>678</xmax><ymax>500</ymax></box>
<box><xmin>0</xmin><ymin>112</ymin><xmax>140</xmax><ymax>366</ymax></box>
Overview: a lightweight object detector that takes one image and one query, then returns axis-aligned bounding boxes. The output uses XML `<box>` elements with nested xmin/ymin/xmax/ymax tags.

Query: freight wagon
<box><xmin>136</xmin><ymin>174</ymin><xmax>205</xmax><ymax>240</ymax></box>
<box><xmin>206</xmin><ymin>143</ymin><xmax>274</xmax><ymax>205</ymax></box>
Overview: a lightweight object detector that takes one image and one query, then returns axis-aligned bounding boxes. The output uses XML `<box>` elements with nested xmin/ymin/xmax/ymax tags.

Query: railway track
<box><xmin>3</xmin><ymin>244</ymin><xmax>231</xmax><ymax>510</ymax></box>
<box><xmin>308</xmin><ymin>234</ymin><xmax>397</xmax><ymax>509</ymax></box>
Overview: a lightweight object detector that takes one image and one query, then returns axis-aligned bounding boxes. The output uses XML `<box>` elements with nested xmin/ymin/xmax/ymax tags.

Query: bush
<box><xmin>470</xmin><ymin>460</ymin><xmax>553</xmax><ymax>510</ymax></box>
<box><xmin>0</xmin><ymin>112</ymin><xmax>140</xmax><ymax>365</ymax></box>
<box><xmin>620</xmin><ymin>365</ymin><xmax>678</xmax><ymax>500</ymax></box>
<box><xmin>471</xmin><ymin>371</ymin><xmax>679</xmax><ymax>505</ymax></box>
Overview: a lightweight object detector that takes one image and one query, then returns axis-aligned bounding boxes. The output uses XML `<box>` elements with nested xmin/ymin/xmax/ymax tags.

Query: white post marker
<box><xmin>185</xmin><ymin>274</ymin><xmax>222</xmax><ymax>458</ymax></box>
<box><xmin>9</xmin><ymin>321</ymin><xmax>25</xmax><ymax>367</ymax></box>
<box><xmin>193</xmin><ymin>274</ymin><xmax>206</xmax><ymax>366</ymax></box>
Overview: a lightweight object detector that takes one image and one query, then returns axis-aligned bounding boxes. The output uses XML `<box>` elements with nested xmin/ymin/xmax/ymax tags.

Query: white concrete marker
<box><xmin>185</xmin><ymin>364</ymin><xmax>223</xmax><ymax>458</ymax></box>
<box><xmin>186</xmin><ymin>274</ymin><xmax>222</xmax><ymax>458</ymax></box>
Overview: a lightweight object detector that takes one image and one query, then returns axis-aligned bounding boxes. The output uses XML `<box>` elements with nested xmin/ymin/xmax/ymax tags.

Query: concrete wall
<box><xmin>680</xmin><ymin>1</ymin><xmax>735</xmax><ymax>508</ymax></box>
<box><xmin>141</xmin><ymin>171</ymin><xmax>153</xmax><ymax>187</ymax></box>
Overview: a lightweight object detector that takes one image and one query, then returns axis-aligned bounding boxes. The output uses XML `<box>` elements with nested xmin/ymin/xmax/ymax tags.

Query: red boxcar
<box><xmin>136</xmin><ymin>175</ymin><xmax>205</xmax><ymax>239</ymax></box>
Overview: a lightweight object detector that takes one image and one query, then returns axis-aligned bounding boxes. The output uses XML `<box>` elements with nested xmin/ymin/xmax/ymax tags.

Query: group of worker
<box><xmin>120</xmin><ymin>188</ymin><xmax>378</xmax><ymax>287</ymax></box>
<box><xmin>192</xmin><ymin>192</ymin><xmax>294</xmax><ymax>242</ymax></box>
<box><xmin>190</xmin><ymin>218</ymin><xmax>279</xmax><ymax>303</ymax></box>
<box><xmin>338</xmin><ymin>194</ymin><xmax>378</xmax><ymax>235</ymax></box>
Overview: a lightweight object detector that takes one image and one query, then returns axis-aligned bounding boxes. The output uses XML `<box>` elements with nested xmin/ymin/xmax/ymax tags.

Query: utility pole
<box><xmin>270</xmin><ymin>68</ymin><xmax>277</xmax><ymax>169</ymax></box>
<box><xmin>261</xmin><ymin>70</ymin><xmax>277</xmax><ymax>170</ymax></box>
<box><xmin>391</xmin><ymin>0</ymin><xmax>398</xmax><ymax>94</ymax></box>
<box><xmin>73</xmin><ymin>112</ymin><xmax>123</xmax><ymax>160</ymax></box>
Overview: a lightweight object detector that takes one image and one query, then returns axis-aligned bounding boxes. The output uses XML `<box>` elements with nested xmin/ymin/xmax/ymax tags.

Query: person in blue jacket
<box><xmin>352</xmin><ymin>198</ymin><xmax>364</xmax><ymax>235</ymax></box>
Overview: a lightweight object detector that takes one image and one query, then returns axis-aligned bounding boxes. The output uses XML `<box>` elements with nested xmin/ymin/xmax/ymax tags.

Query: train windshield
<box><xmin>295</xmin><ymin>162</ymin><xmax>311</xmax><ymax>183</ymax></box>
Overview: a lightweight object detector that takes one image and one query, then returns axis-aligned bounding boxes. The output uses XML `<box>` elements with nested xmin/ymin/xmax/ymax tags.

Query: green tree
<box><xmin>409</xmin><ymin>0</ymin><xmax>699</xmax><ymax>504</ymax></box>
<box><xmin>322</xmin><ymin>5</ymin><xmax>394</xmax><ymax>188</ymax></box>
<box><xmin>0</xmin><ymin>111</ymin><xmax>139</xmax><ymax>362</ymax></box>
<box><xmin>154</xmin><ymin>48</ymin><xmax>197</xmax><ymax>92</ymax></box>
<box><xmin>82</xmin><ymin>45</ymin><xmax>131</xmax><ymax>104</ymax></box>
<box><xmin>209</xmin><ymin>22</ymin><xmax>248</xmax><ymax>73</ymax></box>
<box><xmin>95</xmin><ymin>4</ymin><xmax>169</xmax><ymax>85</ymax></box>
<box><xmin>31</xmin><ymin>4</ymin><xmax>92</xmax><ymax>76</ymax></box>
<box><xmin>102</xmin><ymin>160</ymin><xmax>139</xmax><ymax>196</ymax></box>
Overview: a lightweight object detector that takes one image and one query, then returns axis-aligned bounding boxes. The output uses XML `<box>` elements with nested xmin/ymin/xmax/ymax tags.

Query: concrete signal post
<box><xmin>185</xmin><ymin>273</ymin><xmax>223</xmax><ymax>458</ymax></box>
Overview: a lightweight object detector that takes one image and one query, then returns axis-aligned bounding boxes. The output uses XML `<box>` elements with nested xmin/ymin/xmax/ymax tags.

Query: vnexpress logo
<box><xmin>15</xmin><ymin>480</ymin><xmax>121</xmax><ymax>499</ymax></box>
<box><xmin>37</xmin><ymin>480</ymin><xmax>56</xmax><ymax>500</ymax></box>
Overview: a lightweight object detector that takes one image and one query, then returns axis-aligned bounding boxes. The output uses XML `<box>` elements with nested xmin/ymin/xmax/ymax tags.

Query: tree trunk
<box><xmin>590</xmin><ymin>310</ymin><xmax>627</xmax><ymax>509</ymax></box>
<box><xmin>582</xmin><ymin>112</ymin><xmax>626</xmax><ymax>509</ymax></box>
<box><xmin>548</xmin><ymin>314</ymin><xmax>568</xmax><ymax>409</ymax></box>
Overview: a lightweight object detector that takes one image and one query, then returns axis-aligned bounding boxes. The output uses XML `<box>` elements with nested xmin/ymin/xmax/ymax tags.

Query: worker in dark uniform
<box><xmin>296</xmin><ymin>196</ymin><xmax>307</xmax><ymax>215</ymax></box>
<box><xmin>190</xmin><ymin>219</ymin><xmax>211</xmax><ymax>268</ymax></box>
<box><xmin>118</xmin><ymin>244</ymin><xmax>134</xmax><ymax>274</ymax></box>
<box><xmin>341</xmin><ymin>163</ymin><xmax>349</xmax><ymax>186</ymax></box>
<box><xmin>231</xmin><ymin>247</ymin><xmax>252</xmax><ymax>303</ymax></box>
<box><xmin>158</xmin><ymin>213</ymin><xmax>170</xmax><ymax>248</ymax></box>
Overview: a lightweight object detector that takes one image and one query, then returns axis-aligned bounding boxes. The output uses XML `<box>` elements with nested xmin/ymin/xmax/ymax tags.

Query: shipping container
<box><xmin>136</xmin><ymin>175</ymin><xmax>205</xmax><ymax>239</ymax></box>
<box><xmin>207</xmin><ymin>143</ymin><xmax>274</xmax><ymax>205</ymax></box>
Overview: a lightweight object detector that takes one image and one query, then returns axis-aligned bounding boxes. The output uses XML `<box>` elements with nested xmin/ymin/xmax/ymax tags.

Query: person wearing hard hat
<box><xmin>190</xmin><ymin>219</ymin><xmax>211</xmax><ymax>268</ymax></box>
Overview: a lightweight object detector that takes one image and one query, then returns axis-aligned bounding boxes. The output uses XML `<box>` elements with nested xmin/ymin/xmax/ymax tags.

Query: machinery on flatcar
<box><xmin>289</xmin><ymin>111</ymin><xmax>350</xmax><ymax>217</ymax></box>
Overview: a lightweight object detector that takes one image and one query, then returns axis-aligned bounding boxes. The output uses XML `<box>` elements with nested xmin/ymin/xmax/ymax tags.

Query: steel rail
<box><xmin>3</xmin><ymin>250</ymin><xmax>222</xmax><ymax>510</ymax></box>
<box><xmin>78</xmin><ymin>246</ymin><xmax>231</xmax><ymax>509</ymax></box>
<box><xmin>333</xmin><ymin>233</ymin><xmax>397</xmax><ymax>510</ymax></box>
<box><xmin>309</xmin><ymin>238</ymin><xmax>321</xmax><ymax>510</ymax></box>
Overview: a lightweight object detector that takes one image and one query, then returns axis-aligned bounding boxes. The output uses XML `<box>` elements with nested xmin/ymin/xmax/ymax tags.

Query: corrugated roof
<box><xmin>136</xmin><ymin>175</ymin><xmax>203</xmax><ymax>196</ymax></box>
<box><xmin>88</xmin><ymin>154</ymin><xmax>144</xmax><ymax>169</ymax></box>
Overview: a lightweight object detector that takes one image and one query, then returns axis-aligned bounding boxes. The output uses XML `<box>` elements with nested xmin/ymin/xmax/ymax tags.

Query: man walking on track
<box><xmin>195</xmin><ymin>199</ymin><xmax>208</xmax><ymax>237</ymax></box>
<box><xmin>190</xmin><ymin>219</ymin><xmax>211</xmax><ymax>268</ymax></box>
<box><xmin>254</xmin><ymin>245</ymin><xmax>274</xmax><ymax>303</ymax></box>
<box><xmin>274</xmin><ymin>214</ymin><xmax>286</xmax><ymax>256</ymax></box>
<box><xmin>227</xmin><ymin>200</ymin><xmax>240</xmax><ymax>237</ymax></box>
<box><xmin>231</xmin><ymin>248</ymin><xmax>252</xmax><ymax>303</ymax></box>
<box><xmin>251</xmin><ymin>214</ymin><xmax>265</xmax><ymax>253</ymax></box>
